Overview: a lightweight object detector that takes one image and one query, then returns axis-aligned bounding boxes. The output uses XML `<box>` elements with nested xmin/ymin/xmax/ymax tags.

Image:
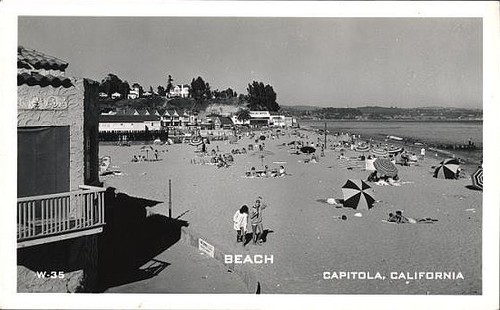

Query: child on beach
<box><xmin>250</xmin><ymin>197</ymin><xmax>268</xmax><ymax>245</ymax></box>
<box><xmin>233</xmin><ymin>205</ymin><xmax>249</xmax><ymax>243</ymax></box>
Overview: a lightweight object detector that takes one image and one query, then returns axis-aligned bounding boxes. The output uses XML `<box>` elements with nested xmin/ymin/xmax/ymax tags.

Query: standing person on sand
<box><xmin>233</xmin><ymin>205</ymin><xmax>249</xmax><ymax>244</ymax></box>
<box><xmin>250</xmin><ymin>197</ymin><xmax>268</xmax><ymax>245</ymax></box>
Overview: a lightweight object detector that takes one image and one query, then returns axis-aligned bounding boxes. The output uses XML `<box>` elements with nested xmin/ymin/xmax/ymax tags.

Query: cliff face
<box><xmin>205</xmin><ymin>103</ymin><xmax>243</xmax><ymax>115</ymax></box>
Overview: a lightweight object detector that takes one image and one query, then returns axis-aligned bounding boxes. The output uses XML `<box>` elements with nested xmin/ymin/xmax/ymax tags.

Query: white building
<box><xmin>127</xmin><ymin>89</ymin><xmax>139</xmax><ymax>99</ymax></box>
<box><xmin>269</xmin><ymin>112</ymin><xmax>286</xmax><ymax>127</ymax></box>
<box><xmin>169</xmin><ymin>84</ymin><xmax>190</xmax><ymax>98</ymax></box>
<box><xmin>99</xmin><ymin>114</ymin><xmax>162</xmax><ymax>132</ymax></box>
<box><xmin>231</xmin><ymin>115</ymin><xmax>251</xmax><ymax>126</ymax></box>
<box><xmin>111</xmin><ymin>92</ymin><xmax>122</xmax><ymax>99</ymax></box>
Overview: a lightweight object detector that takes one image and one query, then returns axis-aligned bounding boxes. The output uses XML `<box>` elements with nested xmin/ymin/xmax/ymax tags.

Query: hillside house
<box><xmin>169</xmin><ymin>84</ymin><xmax>190</xmax><ymax>98</ymax></box>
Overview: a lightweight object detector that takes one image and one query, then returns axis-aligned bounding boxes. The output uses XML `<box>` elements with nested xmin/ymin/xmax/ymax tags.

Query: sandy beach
<box><xmin>99</xmin><ymin>128</ymin><xmax>482</xmax><ymax>294</ymax></box>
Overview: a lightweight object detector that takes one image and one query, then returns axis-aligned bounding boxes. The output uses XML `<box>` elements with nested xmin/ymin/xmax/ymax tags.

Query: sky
<box><xmin>18</xmin><ymin>17</ymin><xmax>482</xmax><ymax>108</ymax></box>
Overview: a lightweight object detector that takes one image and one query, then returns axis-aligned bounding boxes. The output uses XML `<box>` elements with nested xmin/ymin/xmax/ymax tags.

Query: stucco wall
<box><xmin>17</xmin><ymin>234</ymin><xmax>99</xmax><ymax>293</ymax></box>
<box><xmin>18</xmin><ymin>79</ymin><xmax>85</xmax><ymax>191</ymax></box>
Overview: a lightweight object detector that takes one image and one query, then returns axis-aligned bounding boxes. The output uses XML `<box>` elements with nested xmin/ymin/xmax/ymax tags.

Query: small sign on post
<box><xmin>198</xmin><ymin>238</ymin><xmax>215</xmax><ymax>258</ymax></box>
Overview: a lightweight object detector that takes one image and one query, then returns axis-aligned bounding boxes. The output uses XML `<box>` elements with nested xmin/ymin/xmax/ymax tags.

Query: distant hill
<box><xmin>99</xmin><ymin>96</ymin><xmax>245</xmax><ymax>114</ymax></box>
<box><xmin>280</xmin><ymin>105</ymin><xmax>322</xmax><ymax>111</ymax></box>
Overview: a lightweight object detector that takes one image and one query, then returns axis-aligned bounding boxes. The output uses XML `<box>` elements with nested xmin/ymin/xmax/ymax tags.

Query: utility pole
<box><xmin>322</xmin><ymin>122</ymin><xmax>327</xmax><ymax>157</ymax></box>
<box><xmin>168</xmin><ymin>179</ymin><xmax>172</xmax><ymax>218</ymax></box>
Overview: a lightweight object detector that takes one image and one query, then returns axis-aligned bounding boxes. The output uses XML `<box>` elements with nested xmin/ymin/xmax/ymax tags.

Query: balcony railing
<box><xmin>17</xmin><ymin>185</ymin><xmax>105</xmax><ymax>245</ymax></box>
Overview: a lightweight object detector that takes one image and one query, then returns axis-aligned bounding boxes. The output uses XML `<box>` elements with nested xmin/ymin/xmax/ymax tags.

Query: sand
<box><xmin>99</xmin><ymin>128</ymin><xmax>482</xmax><ymax>294</ymax></box>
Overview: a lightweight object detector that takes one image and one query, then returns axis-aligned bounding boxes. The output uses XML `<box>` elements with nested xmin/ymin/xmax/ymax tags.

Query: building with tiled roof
<box><xmin>214</xmin><ymin>116</ymin><xmax>234</xmax><ymax>130</ymax></box>
<box><xmin>17</xmin><ymin>46</ymin><xmax>73</xmax><ymax>88</ymax></box>
<box><xmin>17</xmin><ymin>46</ymin><xmax>104</xmax><ymax>293</ymax></box>
<box><xmin>18</xmin><ymin>46</ymin><xmax>69</xmax><ymax>72</ymax></box>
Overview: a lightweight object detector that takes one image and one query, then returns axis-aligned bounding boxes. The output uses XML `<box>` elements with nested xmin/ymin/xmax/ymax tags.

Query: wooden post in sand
<box><xmin>322</xmin><ymin>122</ymin><xmax>327</xmax><ymax>157</ymax></box>
<box><xmin>168</xmin><ymin>179</ymin><xmax>172</xmax><ymax>218</ymax></box>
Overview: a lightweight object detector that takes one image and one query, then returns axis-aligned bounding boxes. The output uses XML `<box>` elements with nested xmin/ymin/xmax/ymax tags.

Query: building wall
<box><xmin>17</xmin><ymin>234</ymin><xmax>99</xmax><ymax>292</ymax></box>
<box><xmin>99</xmin><ymin>120</ymin><xmax>161</xmax><ymax>132</ymax></box>
<box><xmin>18</xmin><ymin>78</ymin><xmax>86</xmax><ymax>192</ymax></box>
<box><xmin>99</xmin><ymin>122</ymin><xmax>145</xmax><ymax>132</ymax></box>
<box><xmin>83</xmin><ymin>79</ymin><xmax>100</xmax><ymax>186</ymax></box>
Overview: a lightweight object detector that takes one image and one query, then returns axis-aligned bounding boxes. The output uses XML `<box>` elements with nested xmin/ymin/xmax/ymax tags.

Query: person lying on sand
<box><xmin>387</xmin><ymin>211</ymin><xmax>438</xmax><ymax>224</ymax></box>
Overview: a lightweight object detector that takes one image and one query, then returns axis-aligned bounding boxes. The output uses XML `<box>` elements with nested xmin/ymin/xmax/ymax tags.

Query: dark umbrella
<box><xmin>259</xmin><ymin>135</ymin><xmax>266</xmax><ymax>141</ymax></box>
<box><xmin>341</xmin><ymin>179</ymin><xmax>376</xmax><ymax>210</ymax></box>
<box><xmin>300</xmin><ymin>146</ymin><xmax>316</xmax><ymax>154</ymax></box>
<box><xmin>373</xmin><ymin>158</ymin><xmax>399</xmax><ymax>178</ymax></box>
<box><xmin>434</xmin><ymin>158</ymin><xmax>460</xmax><ymax>179</ymax></box>
<box><xmin>471</xmin><ymin>167</ymin><xmax>483</xmax><ymax>190</ymax></box>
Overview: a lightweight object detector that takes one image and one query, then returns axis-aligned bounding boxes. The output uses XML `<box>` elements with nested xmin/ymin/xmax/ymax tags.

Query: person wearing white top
<box><xmin>233</xmin><ymin>205</ymin><xmax>249</xmax><ymax>243</ymax></box>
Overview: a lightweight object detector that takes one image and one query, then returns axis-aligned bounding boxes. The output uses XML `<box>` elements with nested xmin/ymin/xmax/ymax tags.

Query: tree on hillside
<box><xmin>246</xmin><ymin>81</ymin><xmax>279</xmax><ymax>111</ymax></box>
<box><xmin>131</xmin><ymin>83</ymin><xmax>144</xmax><ymax>97</ymax></box>
<box><xmin>119</xmin><ymin>81</ymin><xmax>130</xmax><ymax>97</ymax></box>
<box><xmin>99</xmin><ymin>73</ymin><xmax>123</xmax><ymax>97</ymax></box>
<box><xmin>235</xmin><ymin>109</ymin><xmax>251</xmax><ymax>123</ymax></box>
<box><xmin>190</xmin><ymin>76</ymin><xmax>210</xmax><ymax>102</ymax></box>
<box><xmin>166</xmin><ymin>75</ymin><xmax>174</xmax><ymax>94</ymax></box>
<box><xmin>205</xmin><ymin>82</ymin><xmax>212</xmax><ymax>99</ymax></box>
<box><xmin>157</xmin><ymin>85</ymin><xmax>166</xmax><ymax>96</ymax></box>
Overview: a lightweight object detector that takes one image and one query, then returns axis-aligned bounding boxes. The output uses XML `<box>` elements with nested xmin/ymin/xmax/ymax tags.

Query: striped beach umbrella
<box><xmin>388</xmin><ymin>146</ymin><xmax>403</xmax><ymax>154</ymax></box>
<box><xmin>434</xmin><ymin>158</ymin><xmax>460</xmax><ymax>179</ymax></box>
<box><xmin>189</xmin><ymin>136</ymin><xmax>203</xmax><ymax>146</ymax></box>
<box><xmin>355</xmin><ymin>144</ymin><xmax>371</xmax><ymax>153</ymax></box>
<box><xmin>341</xmin><ymin>179</ymin><xmax>376</xmax><ymax>210</ymax></box>
<box><xmin>371</xmin><ymin>147</ymin><xmax>389</xmax><ymax>157</ymax></box>
<box><xmin>471</xmin><ymin>167</ymin><xmax>483</xmax><ymax>190</ymax></box>
<box><xmin>373</xmin><ymin>158</ymin><xmax>399</xmax><ymax>177</ymax></box>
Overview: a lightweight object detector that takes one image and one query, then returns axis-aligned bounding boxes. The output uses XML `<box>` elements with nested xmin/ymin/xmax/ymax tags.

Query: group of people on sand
<box><xmin>246</xmin><ymin>165</ymin><xmax>286</xmax><ymax>178</ymax></box>
<box><xmin>386</xmin><ymin>210</ymin><xmax>438</xmax><ymax>224</ymax></box>
<box><xmin>233</xmin><ymin>196</ymin><xmax>269</xmax><ymax>246</ymax></box>
<box><xmin>231</xmin><ymin>148</ymin><xmax>247</xmax><ymax>155</ymax></box>
<box><xmin>366</xmin><ymin>170</ymin><xmax>400</xmax><ymax>185</ymax></box>
<box><xmin>131</xmin><ymin>149</ymin><xmax>160</xmax><ymax>162</ymax></box>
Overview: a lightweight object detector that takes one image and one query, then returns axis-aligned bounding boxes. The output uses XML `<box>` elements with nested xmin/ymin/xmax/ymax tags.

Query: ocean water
<box><xmin>301</xmin><ymin>120</ymin><xmax>483</xmax><ymax>148</ymax></box>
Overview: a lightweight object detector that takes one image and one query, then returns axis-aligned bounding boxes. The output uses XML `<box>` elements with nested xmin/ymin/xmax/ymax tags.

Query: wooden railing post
<box><xmin>17</xmin><ymin>186</ymin><xmax>106</xmax><ymax>242</ymax></box>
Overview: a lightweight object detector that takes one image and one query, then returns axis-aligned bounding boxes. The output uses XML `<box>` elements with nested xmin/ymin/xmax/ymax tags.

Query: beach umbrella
<box><xmin>373</xmin><ymin>158</ymin><xmax>399</xmax><ymax>177</ymax></box>
<box><xmin>140</xmin><ymin>145</ymin><xmax>154</xmax><ymax>159</ymax></box>
<box><xmin>371</xmin><ymin>147</ymin><xmax>389</xmax><ymax>157</ymax></box>
<box><xmin>189</xmin><ymin>136</ymin><xmax>203</xmax><ymax>146</ymax></box>
<box><xmin>355</xmin><ymin>144</ymin><xmax>371</xmax><ymax>153</ymax></box>
<box><xmin>341</xmin><ymin>179</ymin><xmax>376</xmax><ymax>210</ymax></box>
<box><xmin>251</xmin><ymin>150</ymin><xmax>275</xmax><ymax>166</ymax></box>
<box><xmin>388</xmin><ymin>146</ymin><xmax>403</xmax><ymax>154</ymax></box>
<box><xmin>300</xmin><ymin>146</ymin><xmax>316</xmax><ymax>154</ymax></box>
<box><xmin>471</xmin><ymin>167</ymin><xmax>483</xmax><ymax>190</ymax></box>
<box><xmin>434</xmin><ymin>158</ymin><xmax>460</xmax><ymax>179</ymax></box>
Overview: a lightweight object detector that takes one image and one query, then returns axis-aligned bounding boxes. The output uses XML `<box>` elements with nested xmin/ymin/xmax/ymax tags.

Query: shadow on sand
<box><xmin>243</xmin><ymin>229</ymin><xmax>274</xmax><ymax>245</ymax></box>
<box><xmin>97</xmin><ymin>187</ymin><xmax>188</xmax><ymax>291</ymax></box>
<box><xmin>465</xmin><ymin>185</ymin><xmax>482</xmax><ymax>191</ymax></box>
